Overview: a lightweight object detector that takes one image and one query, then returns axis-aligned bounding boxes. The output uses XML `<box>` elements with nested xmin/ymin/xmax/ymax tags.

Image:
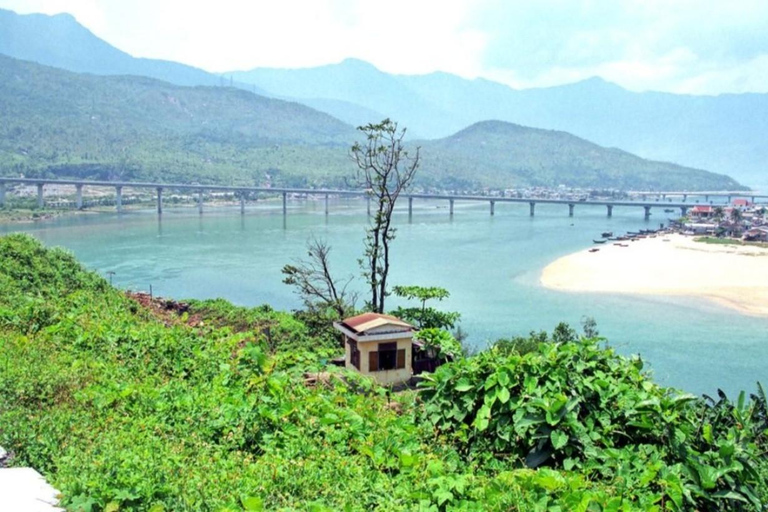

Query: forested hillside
<box><xmin>0</xmin><ymin>54</ymin><xmax>355</xmax><ymax>187</ymax></box>
<box><xmin>0</xmin><ymin>235</ymin><xmax>766</xmax><ymax>510</ymax></box>
<box><xmin>418</xmin><ymin>121</ymin><xmax>745</xmax><ymax>190</ymax></box>
<box><xmin>0</xmin><ymin>54</ymin><xmax>744</xmax><ymax>191</ymax></box>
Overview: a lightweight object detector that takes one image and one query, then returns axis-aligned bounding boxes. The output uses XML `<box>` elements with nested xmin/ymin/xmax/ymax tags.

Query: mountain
<box><xmin>230</xmin><ymin>60</ymin><xmax>768</xmax><ymax>189</ymax></box>
<box><xmin>2</xmin><ymin>7</ymin><xmax>761</xmax><ymax>189</ymax></box>
<box><xmin>0</xmin><ymin>54</ymin><xmax>356</xmax><ymax>186</ymax></box>
<box><xmin>0</xmin><ymin>8</ymin><xmax>268</xmax><ymax>94</ymax></box>
<box><xmin>0</xmin><ymin>55</ymin><xmax>742</xmax><ymax>191</ymax></box>
<box><xmin>417</xmin><ymin>121</ymin><xmax>743</xmax><ymax>191</ymax></box>
<box><xmin>230</xmin><ymin>59</ymin><xmax>459</xmax><ymax>138</ymax></box>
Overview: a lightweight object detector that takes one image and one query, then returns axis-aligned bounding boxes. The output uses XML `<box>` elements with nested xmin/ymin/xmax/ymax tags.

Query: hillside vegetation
<box><xmin>417</xmin><ymin>121</ymin><xmax>743</xmax><ymax>190</ymax></box>
<box><xmin>0</xmin><ymin>234</ymin><xmax>766</xmax><ymax>510</ymax></box>
<box><xmin>0</xmin><ymin>54</ymin><xmax>355</xmax><ymax>187</ymax></box>
<box><xmin>0</xmin><ymin>55</ymin><xmax>744</xmax><ymax>192</ymax></box>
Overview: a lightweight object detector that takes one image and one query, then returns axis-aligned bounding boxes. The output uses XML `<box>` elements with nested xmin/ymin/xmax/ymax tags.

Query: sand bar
<box><xmin>540</xmin><ymin>234</ymin><xmax>768</xmax><ymax>317</ymax></box>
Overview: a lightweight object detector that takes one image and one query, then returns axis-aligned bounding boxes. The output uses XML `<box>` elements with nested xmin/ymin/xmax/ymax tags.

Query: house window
<box><xmin>369</xmin><ymin>342</ymin><xmax>406</xmax><ymax>372</ymax></box>
<box><xmin>348</xmin><ymin>339</ymin><xmax>360</xmax><ymax>370</ymax></box>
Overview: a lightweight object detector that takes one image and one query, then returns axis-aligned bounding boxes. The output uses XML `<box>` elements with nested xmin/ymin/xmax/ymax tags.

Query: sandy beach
<box><xmin>541</xmin><ymin>234</ymin><xmax>768</xmax><ymax>317</ymax></box>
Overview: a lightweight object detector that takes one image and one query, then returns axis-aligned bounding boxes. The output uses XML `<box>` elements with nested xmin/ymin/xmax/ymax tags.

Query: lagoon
<box><xmin>2</xmin><ymin>198</ymin><xmax>766</xmax><ymax>396</ymax></box>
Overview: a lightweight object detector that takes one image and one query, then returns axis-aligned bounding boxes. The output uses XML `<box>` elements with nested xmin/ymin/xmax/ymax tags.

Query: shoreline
<box><xmin>540</xmin><ymin>233</ymin><xmax>768</xmax><ymax>318</ymax></box>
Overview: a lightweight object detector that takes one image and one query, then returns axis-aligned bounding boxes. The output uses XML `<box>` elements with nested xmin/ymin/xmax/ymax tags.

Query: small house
<box><xmin>743</xmin><ymin>227</ymin><xmax>768</xmax><ymax>242</ymax></box>
<box><xmin>732</xmin><ymin>198</ymin><xmax>752</xmax><ymax>208</ymax></box>
<box><xmin>690</xmin><ymin>205</ymin><xmax>714</xmax><ymax>220</ymax></box>
<box><xmin>333</xmin><ymin>313</ymin><xmax>415</xmax><ymax>385</ymax></box>
<box><xmin>683</xmin><ymin>222</ymin><xmax>717</xmax><ymax>235</ymax></box>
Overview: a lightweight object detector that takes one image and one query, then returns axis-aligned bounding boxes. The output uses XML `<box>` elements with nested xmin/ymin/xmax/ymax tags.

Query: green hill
<box><xmin>418</xmin><ymin>121</ymin><xmax>745</xmax><ymax>190</ymax></box>
<box><xmin>0</xmin><ymin>54</ymin><xmax>355</xmax><ymax>187</ymax></box>
<box><xmin>0</xmin><ymin>54</ymin><xmax>744</xmax><ymax>191</ymax></box>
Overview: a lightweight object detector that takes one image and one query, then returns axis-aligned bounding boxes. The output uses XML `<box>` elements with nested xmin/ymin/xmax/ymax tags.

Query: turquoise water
<box><xmin>2</xmin><ymin>198</ymin><xmax>766</xmax><ymax>396</ymax></box>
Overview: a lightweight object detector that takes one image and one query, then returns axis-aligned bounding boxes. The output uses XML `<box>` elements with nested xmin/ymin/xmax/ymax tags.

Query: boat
<box><xmin>664</xmin><ymin>208</ymin><xmax>675</xmax><ymax>213</ymax></box>
<box><xmin>601</xmin><ymin>231</ymin><xmax>613</xmax><ymax>238</ymax></box>
<box><xmin>588</xmin><ymin>248</ymin><xmax>600</xmax><ymax>253</ymax></box>
<box><xmin>593</xmin><ymin>239</ymin><xmax>607</xmax><ymax>244</ymax></box>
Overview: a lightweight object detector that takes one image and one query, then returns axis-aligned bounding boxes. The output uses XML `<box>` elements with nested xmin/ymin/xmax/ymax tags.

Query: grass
<box><xmin>694</xmin><ymin>236</ymin><xmax>768</xmax><ymax>248</ymax></box>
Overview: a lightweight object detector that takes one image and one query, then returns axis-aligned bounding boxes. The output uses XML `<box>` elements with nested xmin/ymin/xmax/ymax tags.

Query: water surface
<box><xmin>3</xmin><ymin>198</ymin><xmax>766</xmax><ymax>396</ymax></box>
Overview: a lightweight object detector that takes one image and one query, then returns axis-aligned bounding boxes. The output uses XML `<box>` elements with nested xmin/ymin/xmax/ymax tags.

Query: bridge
<box><xmin>628</xmin><ymin>190</ymin><xmax>768</xmax><ymax>203</ymax></box>
<box><xmin>0</xmin><ymin>177</ymin><xmax>755</xmax><ymax>220</ymax></box>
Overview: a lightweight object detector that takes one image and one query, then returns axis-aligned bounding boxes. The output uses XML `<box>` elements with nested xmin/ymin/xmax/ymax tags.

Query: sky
<box><xmin>2</xmin><ymin>0</ymin><xmax>768</xmax><ymax>95</ymax></box>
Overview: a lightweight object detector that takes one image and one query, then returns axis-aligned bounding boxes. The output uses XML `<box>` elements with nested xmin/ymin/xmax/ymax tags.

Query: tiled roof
<box><xmin>341</xmin><ymin>312</ymin><xmax>413</xmax><ymax>334</ymax></box>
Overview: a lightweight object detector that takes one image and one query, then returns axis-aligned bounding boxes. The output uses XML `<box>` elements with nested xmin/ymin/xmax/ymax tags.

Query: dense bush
<box><xmin>419</xmin><ymin>340</ymin><xmax>768</xmax><ymax>509</ymax></box>
<box><xmin>0</xmin><ymin>234</ymin><xmax>765</xmax><ymax>511</ymax></box>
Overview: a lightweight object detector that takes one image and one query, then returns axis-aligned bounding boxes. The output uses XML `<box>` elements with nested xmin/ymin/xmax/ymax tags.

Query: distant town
<box><xmin>674</xmin><ymin>201</ymin><xmax>768</xmax><ymax>242</ymax></box>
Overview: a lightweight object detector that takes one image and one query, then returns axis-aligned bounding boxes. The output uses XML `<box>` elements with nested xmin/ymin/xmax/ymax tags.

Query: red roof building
<box><xmin>691</xmin><ymin>205</ymin><xmax>714</xmax><ymax>218</ymax></box>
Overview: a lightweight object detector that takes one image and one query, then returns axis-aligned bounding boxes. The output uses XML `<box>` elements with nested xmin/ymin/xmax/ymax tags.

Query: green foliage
<box><xmin>391</xmin><ymin>285</ymin><xmax>460</xmax><ymax>330</ymax></box>
<box><xmin>414</xmin><ymin>328</ymin><xmax>463</xmax><ymax>360</ymax></box>
<box><xmin>419</xmin><ymin>336</ymin><xmax>767</xmax><ymax>510</ymax></box>
<box><xmin>1</xmin><ymin>235</ymin><xmax>765</xmax><ymax>511</ymax></box>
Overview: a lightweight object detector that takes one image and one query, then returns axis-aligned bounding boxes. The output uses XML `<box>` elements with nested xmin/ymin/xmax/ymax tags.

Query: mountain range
<box><xmin>0</xmin><ymin>8</ymin><xmax>751</xmax><ymax>191</ymax></box>
<box><xmin>0</xmin><ymin>54</ymin><xmax>741</xmax><ymax>191</ymax></box>
<box><xmin>230</xmin><ymin>59</ymin><xmax>768</xmax><ymax>189</ymax></box>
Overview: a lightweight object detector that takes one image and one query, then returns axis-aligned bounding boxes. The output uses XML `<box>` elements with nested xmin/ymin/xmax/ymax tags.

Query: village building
<box><xmin>690</xmin><ymin>205</ymin><xmax>714</xmax><ymax>220</ymax></box>
<box><xmin>743</xmin><ymin>227</ymin><xmax>768</xmax><ymax>242</ymax></box>
<box><xmin>333</xmin><ymin>313</ymin><xmax>415</xmax><ymax>385</ymax></box>
<box><xmin>683</xmin><ymin>222</ymin><xmax>717</xmax><ymax>235</ymax></box>
<box><xmin>732</xmin><ymin>198</ymin><xmax>752</xmax><ymax>208</ymax></box>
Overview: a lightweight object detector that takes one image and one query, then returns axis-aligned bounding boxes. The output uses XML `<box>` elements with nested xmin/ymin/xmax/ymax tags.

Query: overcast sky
<box><xmin>3</xmin><ymin>0</ymin><xmax>768</xmax><ymax>94</ymax></box>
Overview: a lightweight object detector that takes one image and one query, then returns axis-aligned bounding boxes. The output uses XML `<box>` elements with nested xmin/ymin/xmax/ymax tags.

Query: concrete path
<box><xmin>0</xmin><ymin>467</ymin><xmax>63</xmax><ymax>511</ymax></box>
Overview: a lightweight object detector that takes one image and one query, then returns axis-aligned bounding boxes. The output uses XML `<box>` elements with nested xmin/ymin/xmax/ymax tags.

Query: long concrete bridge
<box><xmin>629</xmin><ymin>190</ymin><xmax>768</xmax><ymax>203</ymax></box>
<box><xmin>0</xmin><ymin>177</ymin><xmax>753</xmax><ymax>219</ymax></box>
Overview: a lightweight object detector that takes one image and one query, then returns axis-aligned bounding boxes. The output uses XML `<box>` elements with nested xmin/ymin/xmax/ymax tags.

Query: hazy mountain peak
<box><xmin>0</xmin><ymin>8</ymin><xmax>249</xmax><ymax>90</ymax></box>
<box><xmin>337</xmin><ymin>57</ymin><xmax>379</xmax><ymax>70</ymax></box>
<box><xmin>565</xmin><ymin>75</ymin><xmax>625</xmax><ymax>92</ymax></box>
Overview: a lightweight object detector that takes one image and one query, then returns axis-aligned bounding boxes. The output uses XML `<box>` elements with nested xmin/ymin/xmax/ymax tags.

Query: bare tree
<box><xmin>350</xmin><ymin>119</ymin><xmax>420</xmax><ymax>313</ymax></box>
<box><xmin>281</xmin><ymin>238</ymin><xmax>356</xmax><ymax>318</ymax></box>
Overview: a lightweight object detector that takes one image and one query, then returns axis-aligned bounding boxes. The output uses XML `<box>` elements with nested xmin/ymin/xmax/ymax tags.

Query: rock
<box><xmin>0</xmin><ymin>467</ymin><xmax>63</xmax><ymax>511</ymax></box>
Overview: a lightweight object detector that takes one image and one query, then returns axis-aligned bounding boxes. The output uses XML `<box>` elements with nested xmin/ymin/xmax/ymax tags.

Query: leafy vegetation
<box><xmin>0</xmin><ymin>234</ymin><xmax>766</xmax><ymax>510</ymax></box>
<box><xmin>391</xmin><ymin>285</ymin><xmax>461</xmax><ymax>331</ymax></box>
